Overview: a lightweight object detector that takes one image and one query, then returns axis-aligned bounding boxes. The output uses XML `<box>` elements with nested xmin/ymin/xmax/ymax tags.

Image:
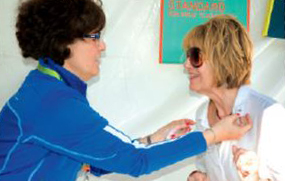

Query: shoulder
<box><xmin>246</xmin><ymin>88</ymin><xmax>276</xmax><ymax>108</ymax></box>
<box><xmin>240</xmin><ymin>87</ymin><xmax>285</xmax><ymax>122</ymax></box>
<box><xmin>17</xmin><ymin>70</ymin><xmax>93</xmax><ymax>121</ymax></box>
<box><xmin>25</xmin><ymin>70</ymin><xmax>87</xmax><ymax>103</ymax></box>
<box><xmin>237</xmin><ymin>86</ymin><xmax>276</xmax><ymax>110</ymax></box>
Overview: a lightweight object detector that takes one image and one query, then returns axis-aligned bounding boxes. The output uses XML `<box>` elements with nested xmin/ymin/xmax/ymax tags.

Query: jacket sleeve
<box><xmin>25</xmin><ymin>96</ymin><xmax>207</xmax><ymax>177</ymax></box>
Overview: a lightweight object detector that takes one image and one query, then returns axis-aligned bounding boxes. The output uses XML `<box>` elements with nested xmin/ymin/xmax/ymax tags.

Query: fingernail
<box><xmin>171</xmin><ymin>134</ymin><xmax>176</xmax><ymax>139</ymax></box>
<box><xmin>185</xmin><ymin>122</ymin><xmax>191</xmax><ymax>126</ymax></box>
<box><xmin>236</xmin><ymin>113</ymin><xmax>240</xmax><ymax>116</ymax></box>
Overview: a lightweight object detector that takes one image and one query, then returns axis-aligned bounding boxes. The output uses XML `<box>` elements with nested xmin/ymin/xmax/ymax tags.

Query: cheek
<box><xmin>202</xmin><ymin>73</ymin><xmax>216</xmax><ymax>89</ymax></box>
<box><xmin>86</xmin><ymin>47</ymin><xmax>101</xmax><ymax>61</ymax></box>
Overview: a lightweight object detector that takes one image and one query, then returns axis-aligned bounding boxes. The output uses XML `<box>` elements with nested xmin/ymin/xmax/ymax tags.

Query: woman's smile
<box><xmin>189</xmin><ymin>73</ymin><xmax>199</xmax><ymax>80</ymax></box>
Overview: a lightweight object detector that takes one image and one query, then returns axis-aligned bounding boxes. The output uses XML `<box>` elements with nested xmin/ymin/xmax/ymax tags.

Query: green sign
<box><xmin>263</xmin><ymin>0</ymin><xmax>285</xmax><ymax>39</ymax></box>
<box><xmin>159</xmin><ymin>0</ymin><xmax>250</xmax><ymax>64</ymax></box>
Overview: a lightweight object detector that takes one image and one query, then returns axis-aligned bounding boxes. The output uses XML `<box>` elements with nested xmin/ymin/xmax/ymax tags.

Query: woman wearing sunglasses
<box><xmin>0</xmin><ymin>0</ymin><xmax>253</xmax><ymax>180</ymax></box>
<box><xmin>185</xmin><ymin>15</ymin><xmax>285</xmax><ymax>181</ymax></box>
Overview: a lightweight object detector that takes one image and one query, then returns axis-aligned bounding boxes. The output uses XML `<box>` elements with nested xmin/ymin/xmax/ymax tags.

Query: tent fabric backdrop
<box><xmin>0</xmin><ymin>0</ymin><xmax>285</xmax><ymax>181</ymax></box>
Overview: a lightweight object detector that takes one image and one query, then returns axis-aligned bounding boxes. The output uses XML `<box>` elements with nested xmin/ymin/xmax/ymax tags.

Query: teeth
<box><xmin>190</xmin><ymin>74</ymin><xmax>198</xmax><ymax>79</ymax></box>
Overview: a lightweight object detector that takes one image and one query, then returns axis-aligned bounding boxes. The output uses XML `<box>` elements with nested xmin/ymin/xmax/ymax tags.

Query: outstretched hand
<box><xmin>150</xmin><ymin>119</ymin><xmax>196</xmax><ymax>143</ymax></box>
<box><xmin>212</xmin><ymin>113</ymin><xmax>253</xmax><ymax>143</ymax></box>
<box><xmin>203</xmin><ymin>114</ymin><xmax>253</xmax><ymax>145</ymax></box>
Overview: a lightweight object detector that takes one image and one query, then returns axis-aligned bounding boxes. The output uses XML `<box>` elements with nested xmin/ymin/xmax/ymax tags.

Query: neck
<box><xmin>207</xmin><ymin>86</ymin><xmax>238</xmax><ymax>120</ymax></box>
<box><xmin>63</xmin><ymin>61</ymin><xmax>89</xmax><ymax>82</ymax></box>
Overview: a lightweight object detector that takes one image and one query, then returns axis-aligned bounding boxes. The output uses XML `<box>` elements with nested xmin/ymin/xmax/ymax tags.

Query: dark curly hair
<box><xmin>16</xmin><ymin>0</ymin><xmax>106</xmax><ymax>65</ymax></box>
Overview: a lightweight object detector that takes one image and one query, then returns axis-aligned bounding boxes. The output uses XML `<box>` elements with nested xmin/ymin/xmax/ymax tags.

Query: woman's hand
<box><xmin>204</xmin><ymin>114</ymin><xmax>252</xmax><ymax>145</ymax></box>
<box><xmin>140</xmin><ymin>119</ymin><xmax>196</xmax><ymax>145</ymax></box>
<box><xmin>187</xmin><ymin>170</ymin><xmax>209</xmax><ymax>181</ymax></box>
<box><xmin>152</xmin><ymin>119</ymin><xmax>196</xmax><ymax>142</ymax></box>
<box><xmin>232</xmin><ymin>145</ymin><xmax>259</xmax><ymax>181</ymax></box>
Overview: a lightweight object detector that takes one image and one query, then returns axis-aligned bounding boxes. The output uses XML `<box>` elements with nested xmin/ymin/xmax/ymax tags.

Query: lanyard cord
<box><xmin>37</xmin><ymin>63</ymin><xmax>63</xmax><ymax>81</ymax></box>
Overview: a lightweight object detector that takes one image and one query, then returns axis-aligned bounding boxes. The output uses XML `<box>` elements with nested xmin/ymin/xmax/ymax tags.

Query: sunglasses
<box><xmin>186</xmin><ymin>47</ymin><xmax>203</xmax><ymax>68</ymax></box>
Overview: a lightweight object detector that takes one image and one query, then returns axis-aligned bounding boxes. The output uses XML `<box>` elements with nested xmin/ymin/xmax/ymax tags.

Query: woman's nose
<box><xmin>99</xmin><ymin>40</ymin><xmax>106</xmax><ymax>51</ymax></box>
<box><xmin>184</xmin><ymin>58</ymin><xmax>191</xmax><ymax>69</ymax></box>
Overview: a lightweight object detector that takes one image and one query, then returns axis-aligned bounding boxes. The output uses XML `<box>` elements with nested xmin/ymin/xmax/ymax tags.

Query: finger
<box><xmin>245</xmin><ymin>113</ymin><xmax>253</xmax><ymax>127</ymax></box>
<box><xmin>174</xmin><ymin>128</ymin><xmax>190</xmax><ymax>138</ymax></box>
<box><xmin>238</xmin><ymin>117</ymin><xmax>245</xmax><ymax>127</ymax></box>
<box><xmin>232</xmin><ymin>145</ymin><xmax>238</xmax><ymax>155</ymax></box>
<box><xmin>225</xmin><ymin>113</ymin><xmax>240</xmax><ymax>123</ymax></box>
<box><xmin>182</xmin><ymin>126</ymin><xmax>192</xmax><ymax>132</ymax></box>
<box><xmin>234</xmin><ymin>148</ymin><xmax>246</xmax><ymax>164</ymax></box>
<box><xmin>174</xmin><ymin>118</ymin><xmax>194</xmax><ymax>123</ymax></box>
<box><xmin>242</xmin><ymin>170</ymin><xmax>250</xmax><ymax>178</ymax></box>
<box><xmin>167</xmin><ymin>124</ymin><xmax>189</xmax><ymax>139</ymax></box>
<box><xmin>232</xmin><ymin>145</ymin><xmax>238</xmax><ymax>163</ymax></box>
<box><xmin>170</xmin><ymin>126</ymin><xmax>193</xmax><ymax>139</ymax></box>
<box><xmin>171</xmin><ymin>119</ymin><xmax>193</xmax><ymax>129</ymax></box>
<box><xmin>184</xmin><ymin>119</ymin><xmax>196</xmax><ymax>126</ymax></box>
<box><xmin>170</xmin><ymin>134</ymin><xmax>177</xmax><ymax>139</ymax></box>
<box><xmin>173</xmin><ymin>124</ymin><xmax>189</xmax><ymax>132</ymax></box>
<box><xmin>174</xmin><ymin>122</ymin><xmax>193</xmax><ymax>133</ymax></box>
<box><xmin>234</xmin><ymin>118</ymin><xmax>241</xmax><ymax>126</ymax></box>
<box><xmin>240</xmin><ymin>114</ymin><xmax>253</xmax><ymax>133</ymax></box>
<box><xmin>233</xmin><ymin>146</ymin><xmax>243</xmax><ymax>164</ymax></box>
<box><xmin>221</xmin><ymin>114</ymin><xmax>242</xmax><ymax>128</ymax></box>
<box><xmin>230</xmin><ymin>114</ymin><xmax>242</xmax><ymax>126</ymax></box>
<box><xmin>233</xmin><ymin>148</ymin><xmax>240</xmax><ymax>164</ymax></box>
<box><xmin>237</xmin><ymin>114</ymin><xmax>252</xmax><ymax>127</ymax></box>
<box><xmin>238</xmin><ymin>115</ymin><xmax>250</xmax><ymax>127</ymax></box>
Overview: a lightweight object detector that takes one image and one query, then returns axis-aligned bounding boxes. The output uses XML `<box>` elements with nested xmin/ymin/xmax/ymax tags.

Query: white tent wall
<box><xmin>0</xmin><ymin>0</ymin><xmax>284</xmax><ymax>181</ymax></box>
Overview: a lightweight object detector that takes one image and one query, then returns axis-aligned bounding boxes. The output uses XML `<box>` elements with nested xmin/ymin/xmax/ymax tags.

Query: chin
<box><xmin>83</xmin><ymin>71</ymin><xmax>99</xmax><ymax>81</ymax></box>
<box><xmin>189</xmin><ymin>85</ymin><xmax>198</xmax><ymax>92</ymax></box>
<box><xmin>190</xmin><ymin>85</ymin><xmax>203</xmax><ymax>94</ymax></box>
<box><xmin>91</xmin><ymin>67</ymin><xmax>100</xmax><ymax>76</ymax></box>
<box><xmin>91</xmin><ymin>70</ymin><xmax>100</xmax><ymax>78</ymax></box>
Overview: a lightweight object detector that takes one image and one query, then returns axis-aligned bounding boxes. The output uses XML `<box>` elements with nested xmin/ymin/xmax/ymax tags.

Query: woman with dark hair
<box><xmin>0</xmin><ymin>0</ymin><xmax>252</xmax><ymax>180</ymax></box>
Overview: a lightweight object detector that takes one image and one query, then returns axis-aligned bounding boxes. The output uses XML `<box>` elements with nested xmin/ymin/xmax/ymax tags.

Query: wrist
<box><xmin>138</xmin><ymin>135</ymin><xmax>152</xmax><ymax>145</ymax></box>
<box><xmin>203</xmin><ymin>128</ymin><xmax>217</xmax><ymax>145</ymax></box>
<box><xmin>146</xmin><ymin>135</ymin><xmax>152</xmax><ymax>145</ymax></box>
<box><xmin>209</xmin><ymin>127</ymin><xmax>218</xmax><ymax>142</ymax></box>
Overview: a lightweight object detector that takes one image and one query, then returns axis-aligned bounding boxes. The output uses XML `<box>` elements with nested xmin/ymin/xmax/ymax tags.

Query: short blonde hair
<box><xmin>183</xmin><ymin>14</ymin><xmax>253</xmax><ymax>88</ymax></box>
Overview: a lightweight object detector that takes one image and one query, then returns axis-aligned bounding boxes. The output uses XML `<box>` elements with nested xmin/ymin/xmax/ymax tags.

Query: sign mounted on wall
<box><xmin>159</xmin><ymin>0</ymin><xmax>250</xmax><ymax>64</ymax></box>
<box><xmin>263</xmin><ymin>0</ymin><xmax>285</xmax><ymax>39</ymax></box>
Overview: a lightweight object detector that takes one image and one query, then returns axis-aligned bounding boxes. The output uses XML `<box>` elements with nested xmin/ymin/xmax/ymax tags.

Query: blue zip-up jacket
<box><xmin>0</xmin><ymin>58</ymin><xmax>207</xmax><ymax>181</ymax></box>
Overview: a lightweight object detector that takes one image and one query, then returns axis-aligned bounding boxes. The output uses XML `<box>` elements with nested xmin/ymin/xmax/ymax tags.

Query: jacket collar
<box><xmin>38</xmin><ymin>58</ymin><xmax>87</xmax><ymax>97</ymax></box>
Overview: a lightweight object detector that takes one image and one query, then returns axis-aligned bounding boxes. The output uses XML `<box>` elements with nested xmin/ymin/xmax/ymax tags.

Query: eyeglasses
<box><xmin>83</xmin><ymin>32</ymin><xmax>101</xmax><ymax>40</ymax></box>
<box><xmin>186</xmin><ymin>47</ymin><xmax>203</xmax><ymax>68</ymax></box>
